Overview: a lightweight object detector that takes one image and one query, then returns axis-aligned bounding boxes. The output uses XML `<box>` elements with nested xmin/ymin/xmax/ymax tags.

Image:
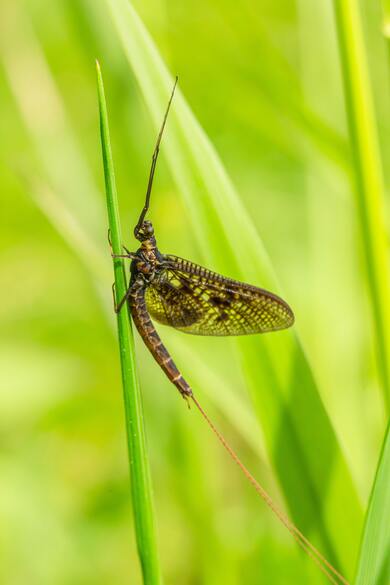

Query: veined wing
<box><xmin>145</xmin><ymin>255</ymin><xmax>294</xmax><ymax>336</ymax></box>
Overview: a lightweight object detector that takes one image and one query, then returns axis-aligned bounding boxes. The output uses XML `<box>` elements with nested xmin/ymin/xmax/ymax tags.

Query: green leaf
<box><xmin>105</xmin><ymin>0</ymin><xmax>362</xmax><ymax>577</ymax></box>
<box><xmin>332</xmin><ymin>0</ymin><xmax>390</xmax><ymax>412</ymax></box>
<box><xmin>96</xmin><ymin>60</ymin><xmax>163</xmax><ymax>585</ymax></box>
<box><xmin>355</xmin><ymin>422</ymin><xmax>390</xmax><ymax>585</ymax></box>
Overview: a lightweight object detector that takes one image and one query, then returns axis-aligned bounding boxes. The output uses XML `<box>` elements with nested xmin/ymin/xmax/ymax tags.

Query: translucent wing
<box><xmin>145</xmin><ymin>255</ymin><xmax>294</xmax><ymax>336</ymax></box>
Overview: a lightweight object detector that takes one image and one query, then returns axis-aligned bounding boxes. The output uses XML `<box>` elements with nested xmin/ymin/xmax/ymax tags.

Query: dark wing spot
<box><xmin>182</xmin><ymin>306</ymin><xmax>199</xmax><ymax>324</ymax></box>
<box><xmin>216</xmin><ymin>311</ymin><xmax>228</xmax><ymax>322</ymax></box>
<box><xmin>209</xmin><ymin>295</ymin><xmax>232</xmax><ymax>309</ymax></box>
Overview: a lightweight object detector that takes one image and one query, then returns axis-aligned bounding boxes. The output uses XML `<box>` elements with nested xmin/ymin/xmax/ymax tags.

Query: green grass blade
<box><xmin>3</xmin><ymin>4</ymin><xmax>266</xmax><ymax>521</ymax></box>
<box><xmin>355</xmin><ymin>422</ymin><xmax>390</xmax><ymax>585</ymax></box>
<box><xmin>332</xmin><ymin>0</ymin><xmax>390</xmax><ymax>412</ymax></box>
<box><xmin>105</xmin><ymin>0</ymin><xmax>362</xmax><ymax>576</ymax></box>
<box><xmin>96</xmin><ymin>60</ymin><xmax>162</xmax><ymax>585</ymax></box>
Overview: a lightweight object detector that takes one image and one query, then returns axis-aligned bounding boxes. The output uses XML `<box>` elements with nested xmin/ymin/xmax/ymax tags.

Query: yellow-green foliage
<box><xmin>0</xmin><ymin>0</ymin><xmax>389</xmax><ymax>584</ymax></box>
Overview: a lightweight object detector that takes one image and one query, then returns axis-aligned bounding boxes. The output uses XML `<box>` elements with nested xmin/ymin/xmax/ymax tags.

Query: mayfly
<box><xmin>113</xmin><ymin>77</ymin><xmax>293</xmax><ymax>399</ymax></box>
<box><xmin>111</xmin><ymin>78</ymin><xmax>349</xmax><ymax>585</ymax></box>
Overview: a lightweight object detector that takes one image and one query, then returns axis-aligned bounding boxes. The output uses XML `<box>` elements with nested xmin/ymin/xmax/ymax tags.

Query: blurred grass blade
<box><xmin>96</xmin><ymin>61</ymin><xmax>162</xmax><ymax>585</ymax></box>
<box><xmin>355</xmin><ymin>422</ymin><xmax>390</xmax><ymax>585</ymax></box>
<box><xmin>105</xmin><ymin>0</ymin><xmax>362</xmax><ymax>576</ymax></box>
<box><xmin>0</xmin><ymin>2</ymin><xmax>105</xmax><ymax>247</ymax></box>
<box><xmin>332</xmin><ymin>0</ymin><xmax>390</xmax><ymax>411</ymax></box>
<box><xmin>3</xmin><ymin>1</ymin><xmax>268</xmax><ymax>499</ymax></box>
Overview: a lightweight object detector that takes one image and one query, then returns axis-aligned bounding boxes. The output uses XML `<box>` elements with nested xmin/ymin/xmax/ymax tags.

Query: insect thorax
<box><xmin>130</xmin><ymin>236</ymin><xmax>162</xmax><ymax>284</ymax></box>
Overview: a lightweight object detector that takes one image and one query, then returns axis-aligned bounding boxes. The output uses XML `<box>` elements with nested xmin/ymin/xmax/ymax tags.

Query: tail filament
<box><xmin>191</xmin><ymin>395</ymin><xmax>349</xmax><ymax>585</ymax></box>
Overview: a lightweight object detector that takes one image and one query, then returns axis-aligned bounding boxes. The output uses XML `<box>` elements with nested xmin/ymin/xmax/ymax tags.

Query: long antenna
<box><xmin>191</xmin><ymin>395</ymin><xmax>350</xmax><ymax>585</ymax></box>
<box><xmin>134</xmin><ymin>76</ymin><xmax>178</xmax><ymax>237</ymax></box>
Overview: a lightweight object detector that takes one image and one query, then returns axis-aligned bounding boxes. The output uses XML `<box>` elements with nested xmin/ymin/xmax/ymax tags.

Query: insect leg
<box><xmin>122</xmin><ymin>245</ymin><xmax>132</xmax><ymax>255</ymax></box>
<box><xmin>112</xmin><ymin>283</ymin><xmax>133</xmax><ymax>314</ymax></box>
<box><xmin>111</xmin><ymin>253</ymin><xmax>136</xmax><ymax>260</ymax></box>
<box><xmin>108</xmin><ymin>227</ymin><xmax>134</xmax><ymax>257</ymax></box>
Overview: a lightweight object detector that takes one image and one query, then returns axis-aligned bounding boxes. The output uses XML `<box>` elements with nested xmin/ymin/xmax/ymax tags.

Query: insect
<box><xmin>112</xmin><ymin>77</ymin><xmax>294</xmax><ymax>403</ymax></box>
<box><xmin>110</xmin><ymin>79</ymin><xmax>349</xmax><ymax>585</ymax></box>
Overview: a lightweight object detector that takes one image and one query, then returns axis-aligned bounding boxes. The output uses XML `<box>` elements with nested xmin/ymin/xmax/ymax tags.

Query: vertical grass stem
<box><xmin>96</xmin><ymin>60</ymin><xmax>163</xmax><ymax>585</ymax></box>
<box><xmin>333</xmin><ymin>0</ymin><xmax>390</xmax><ymax>411</ymax></box>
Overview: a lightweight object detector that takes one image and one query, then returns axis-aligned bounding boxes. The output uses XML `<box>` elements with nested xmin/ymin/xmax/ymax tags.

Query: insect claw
<box><xmin>111</xmin><ymin>282</ymin><xmax>117</xmax><ymax>312</ymax></box>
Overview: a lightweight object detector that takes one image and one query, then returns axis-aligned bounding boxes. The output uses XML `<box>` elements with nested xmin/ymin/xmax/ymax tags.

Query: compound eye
<box><xmin>144</xmin><ymin>221</ymin><xmax>153</xmax><ymax>235</ymax></box>
<box><xmin>134</xmin><ymin>220</ymin><xmax>154</xmax><ymax>241</ymax></box>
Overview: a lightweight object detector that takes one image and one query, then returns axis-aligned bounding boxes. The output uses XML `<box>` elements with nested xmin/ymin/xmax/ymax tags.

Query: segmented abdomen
<box><xmin>129</xmin><ymin>284</ymin><xmax>192</xmax><ymax>398</ymax></box>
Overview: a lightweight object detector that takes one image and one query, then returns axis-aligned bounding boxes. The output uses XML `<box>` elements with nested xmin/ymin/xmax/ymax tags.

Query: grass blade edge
<box><xmin>96</xmin><ymin>60</ymin><xmax>163</xmax><ymax>585</ymax></box>
<box><xmin>354</xmin><ymin>421</ymin><xmax>390</xmax><ymax>585</ymax></box>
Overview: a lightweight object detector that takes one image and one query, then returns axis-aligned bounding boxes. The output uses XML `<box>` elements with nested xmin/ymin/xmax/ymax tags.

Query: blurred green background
<box><xmin>1</xmin><ymin>0</ymin><xmax>389</xmax><ymax>583</ymax></box>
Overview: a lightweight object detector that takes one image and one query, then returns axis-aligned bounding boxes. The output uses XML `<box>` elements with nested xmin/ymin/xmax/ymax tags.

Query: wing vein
<box><xmin>145</xmin><ymin>255</ymin><xmax>294</xmax><ymax>336</ymax></box>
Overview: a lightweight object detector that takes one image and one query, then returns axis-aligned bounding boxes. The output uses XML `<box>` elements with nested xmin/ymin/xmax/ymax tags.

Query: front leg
<box><xmin>108</xmin><ymin>228</ymin><xmax>135</xmax><ymax>260</ymax></box>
